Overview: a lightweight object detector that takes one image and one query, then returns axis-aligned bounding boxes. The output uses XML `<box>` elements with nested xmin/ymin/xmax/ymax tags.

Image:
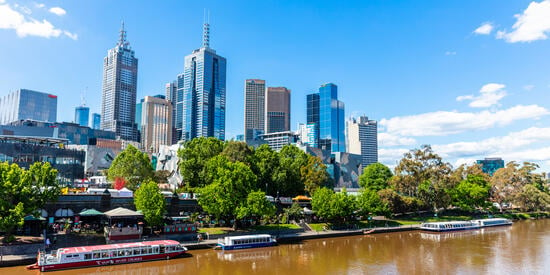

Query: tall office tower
<box><xmin>0</xmin><ymin>89</ymin><xmax>57</xmax><ymax>125</ymax></box>
<box><xmin>346</xmin><ymin>116</ymin><xmax>378</xmax><ymax>167</ymax></box>
<box><xmin>100</xmin><ymin>22</ymin><xmax>139</xmax><ymax>141</ymax></box>
<box><xmin>244</xmin><ymin>79</ymin><xmax>266</xmax><ymax>141</ymax></box>
<box><xmin>306</xmin><ymin>83</ymin><xmax>345</xmax><ymax>152</ymax></box>
<box><xmin>92</xmin><ymin>113</ymin><xmax>101</xmax><ymax>130</ymax></box>
<box><xmin>75</xmin><ymin>106</ymin><xmax>90</xmax><ymax>127</ymax></box>
<box><xmin>140</xmin><ymin>95</ymin><xmax>172</xmax><ymax>153</ymax></box>
<box><xmin>265</xmin><ymin>87</ymin><xmax>290</xmax><ymax>133</ymax></box>
<box><xmin>181</xmin><ymin>20</ymin><xmax>227</xmax><ymax>141</ymax></box>
<box><xmin>476</xmin><ymin>158</ymin><xmax>504</xmax><ymax>176</ymax></box>
<box><xmin>175</xmin><ymin>74</ymin><xmax>184</xmax><ymax>142</ymax></box>
<box><xmin>165</xmin><ymin>81</ymin><xmax>178</xmax><ymax>144</ymax></box>
<box><xmin>298</xmin><ymin>122</ymin><xmax>318</xmax><ymax>148</ymax></box>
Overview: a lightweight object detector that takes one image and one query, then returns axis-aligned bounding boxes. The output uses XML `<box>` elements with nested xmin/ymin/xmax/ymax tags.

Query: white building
<box><xmin>346</xmin><ymin>116</ymin><xmax>378</xmax><ymax>168</ymax></box>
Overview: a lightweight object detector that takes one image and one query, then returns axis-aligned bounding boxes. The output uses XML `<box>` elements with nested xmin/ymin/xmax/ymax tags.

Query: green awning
<box><xmin>78</xmin><ymin>209</ymin><xmax>104</xmax><ymax>216</ymax></box>
<box><xmin>24</xmin><ymin>215</ymin><xmax>46</xmax><ymax>221</ymax></box>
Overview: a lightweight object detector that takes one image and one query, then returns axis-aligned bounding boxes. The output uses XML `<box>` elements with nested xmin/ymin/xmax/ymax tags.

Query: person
<box><xmin>45</xmin><ymin>238</ymin><xmax>51</xmax><ymax>250</ymax></box>
<box><xmin>197</xmin><ymin>233</ymin><xmax>202</xmax><ymax>243</ymax></box>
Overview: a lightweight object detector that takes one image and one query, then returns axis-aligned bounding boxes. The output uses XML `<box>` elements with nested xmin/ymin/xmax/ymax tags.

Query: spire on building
<box><xmin>118</xmin><ymin>20</ymin><xmax>129</xmax><ymax>48</ymax></box>
<box><xmin>202</xmin><ymin>10</ymin><xmax>210</xmax><ymax>48</ymax></box>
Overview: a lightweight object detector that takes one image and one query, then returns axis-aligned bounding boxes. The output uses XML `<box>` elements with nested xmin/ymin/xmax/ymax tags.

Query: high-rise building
<box><xmin>306</xmin><ymin>83</ymin><xmax>345</xmax><ymax>152</ymax></box>
<box><xmin>244</xmin><ymin>79</ymin><xmax>266</xmax><ymax>141</ymax></box>
<box><xmin>181</xmin><ymin>21</ymin><xmax>227</xmax><ymax>141</ymax></box>
<box><xmin>0</xmin><ymin>89</ymin><xmax>57</xmax><ymax>125</ymax></box>
<box><xmin>92</xmin><ymin>113</ymin><xmax>101</xmax><ymax>130</ymax></box>
<box><xmin>100</xmin><ymin>22</ymin><xmax>139</xmax><ymax>141</ymax></box>
<box><xmin>298</xmin><ymin>122</ymin><xmax>318</xmax><ymax>148</ymax></box>
<box><xmin>165</xmin><ymin>81</ymin><xmax>178</xmax><ymax>144</ymax></box>
<box><xmin>265</xmin><ymin>87</ymin><xmax>290</xmax><ymax>134</ymax></box>
<box><xmin>346</xmin><ymin>116</ymin><xmax>378</xmax><ymax>168</ymax></box>
<box><xmin>140</xmin><ymin>95</ymin><xmax>172</xmax><ymax>153</ymax></box>
<box><xmin>476</xmin><ymin>158</ymin><xmax>504</xmax><ymax>176</ymax></box>
<box><xmin>175</xmin><ymin>74</ymin><xmax>184</xmax><ymax>142</ymax></box>
<box><xmin>75</xmin><ymin>106</ymin><xmax>90</xmax><ymax>127</ymax></box>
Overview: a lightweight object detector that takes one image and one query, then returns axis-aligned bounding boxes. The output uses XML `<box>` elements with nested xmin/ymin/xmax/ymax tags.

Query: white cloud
<box><xmin>379</xmin><ymin>105</ymin><xmax>549</xmax><ymax>137</ymax></box>
<box><xmin>35</xmin><ymin>3</ymin><xmax>45</xmax><ymax>9</ymax></box>
<box><xmin>445</xmin><ymin>51</ymin><xmax>457</xmax><ymax>56</ymax></box>
<box><xmin>379</xmin><ymin>133</ymin><xmax>416</xmax><ymax>147</ymax></box>
<box><xmin>497</xmin><ymin>0</ymin><xmax>550</xmax><ymax>43</ymax></box>
<box><xmin>456</xmin><ymin>83</ymin><xmax>506</xmax><ymax>108</ymax></box>
<box><xmin>48</xmin><ymin>7</ymin><xmax>65</xmax><ymax>16</ymax></box>
<box><xmin>523</xmin><ymin>84</ymin><xmax>535</xmax><ymax>91</ymax></box>
<box><xmin>474</xmin><ymin>22</ymin><xmax>494</xmax><ymax>35</ymax></box>
<box><xmin>0</xmin><ymin>2</ymin><xmax>76</xmax><ymax>39</ymax></box>
<box><xmin>379</xmin><ymin>148</ymin><xmax>409</xmax><ymax>165</ymax></box>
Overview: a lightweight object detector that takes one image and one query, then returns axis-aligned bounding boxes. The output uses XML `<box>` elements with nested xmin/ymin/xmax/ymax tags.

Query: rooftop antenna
<box><xmin>202</xmin><ymin>9</ymin><xmax>210</xmax><ymax>48</ymax></box>
<box><xmin>118</xmin><ymin>20</ymin><xmax>128</xmax><ymax>48</ymax></box>
<box><xmin>81</xmin><ymin>87</ymin><xmax>87</xmax><ymax>106</ymax></box>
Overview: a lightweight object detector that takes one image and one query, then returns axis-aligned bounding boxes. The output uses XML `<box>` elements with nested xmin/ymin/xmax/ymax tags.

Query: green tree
<box><xmin>490</xmin><ymin>162</ymin><xmax>523</xmax><ymax>209</ymax></box>
<box><xmin>236</xmin><ymin>191</ymin><xmax>276</xmax><ymax>220</ymax></box>
<box><xmin>311</xmin><ymin>188</ymin><xmax>355</xmax><ymax>223</ymax></box>
<box><xmin>449</xmin><ymin>175</ymin><xmax>490</xmax><ymax>211</ymax></box>
<box><xmin>134</xmin><ymin>179</ymin><xmax>166</xmax><ymax>228</ymax></box>
<box><xmin>359</xmin><ymin>163</ymin><xmax>393</xmax><ymax>191</ymax></box>
<box><xmin>274</xmin><ymin>145</ymin><xmax>308</xmax><ymax>196</ymax></box>
<box><xmin>250</xmin><ymin>144</ymin><xmax>279</xmax><ymax>196</ymax></box>
<box><xmin>356</xmin><ymin>188</ymin><xmax>390</xmax><ymax>217</ymax></box>
<box><xmin>514</xmin><ymin>184</ymin><xmax>550</xmax><ymax>211</ymax></box>
<box><xmin>283</xmin><ymin>202</ymin><xmax>304</xmax><ymax>223</ymax></box>
<box><xmin>221</xmin><ymin>141</ymin><xmax>254</xmax><ymax>165</ymax></box>
<box><xmin>0</xmin><ymin>162</ymin><xmax>59</xmax><ymax>242</ymax></box>
<box><xmin>177</xmin><ymin>137</ymin><xmax>224</xmax><ymax>190</ymax></box>
<box><xmin>301</xmin><ymin>155</ymin><xmax>331</xmax><ymax>196</ymax></box>
<box><xmin>108</xmin><ymin>145</ymin><xmax>153</xmax><ymax>191</ymax></box>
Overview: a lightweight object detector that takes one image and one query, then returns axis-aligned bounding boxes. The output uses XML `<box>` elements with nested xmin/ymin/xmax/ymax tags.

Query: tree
<box><xmin>449</xmin><ymin>175</ymin><xmax>490</xmax><ymax>211</ymax></box>
<box><xmin>250</xmin><ymin>144</ymin><xmax>279</xmax><ymax>196</ymax></box>
<box><xmin>221</xmin><ymin>141</ymin><xmax>254</xmax><ymax>164</ymax></box>
<box><xmin>177</xmin><ymin>137</ymin><xmax>224</xmax><ymax>189</ymax></box>
<box><xmin>108</xmin><ymin>145</ymin><xmax>153</xmax><ymax>191</ymax></box>
<box><xmin>514</xmin><ymin>184</ymin><xmax>550</xmax><ymax>211</ymax></box>
<box><xmin>134</xmin><ymin>179</ymin><xmax>166</xmax><ymax>228</ymax></box>
<box><xmin>153</xmin><ymin>170</ymin><xmax>172</xmax><ymax>184</ymax></box>
<box><xmin>284</xmin><ymin>202</ymin><xmax>304</xmax><ymax>223</ymax></box>
<box><xmin>236</xmin><ymin>191</ymin><xmax>276</xmax><ymax>221</ymax></box>
<box><xmin>0</xmin><ymin>162</ymin><xmax>59</xmax><ymax>242</ymax></box>
<box><xmin>114</xmin><ymin>177</ymin><xmax>126</xmax><ymax>190</ymax></box>
<box><xmin>311</xmin><ymin>188</ymin><xmax>355</xmax><ymax>223</ymax></box>
<box><xmin>301</xmin><ymin>155</ymin><xmax>331</xmax><ymax>196</ymax></box>
<box><xmin>274</xmin><ymin>145</ymin><xmax>308</xmax><ymax>196</ymax></box>
<box><xmin>490</xmin><ymin>162</ymin><xmax>523</xmax><ymax>209</ymax></box>
<box><xmin>359</xmin><ymin>163</ymin><xmax>393</xmax><ymax>191</ymax></box>
<box><xmin>356</xmin><ymin>188</ymin><xmax>390</xmax><ymax>217</ymax></box>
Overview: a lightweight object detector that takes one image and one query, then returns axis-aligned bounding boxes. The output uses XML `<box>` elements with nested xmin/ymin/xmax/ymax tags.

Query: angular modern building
<box><xmin>0</xmin><ymin>89</ymin><xmax>57</xmax><ymax>125</ymax></box>
<box><xmin>346</xmin><ymin>116</ymin><xmax>378</xmax><ymax>168</ymax></box>
<box><xmin>476</xmin><ymin>158</ymin><xmax>505</xmax><ymax>176</ymax></box>
<box><xmin>139</xmin><ymin>95</ymin><xmax>172</xmax><ymax>153</ymax></box>
<box><xmin>75</xmin><ymin>106</ymin><xmax>90</xmax><ymax>127</ymax></box>
<box><xmin>306</xmin><ymin>83</ymin><xmax>345</xmax><ymax>152</ymax></box>
<box><xmin>265</xmin><ymin>87</ymin><xmax>291</xmax><ymax>134</ymax></box>
<box><xmin>165</xmin><ymin>81</ymin><xmax>178</xmax><ymax>144</ymax></box>
<box><xmin>100</xmin><ymin>22</ymin><xmax>139</xmax><ymax>141</ymax></box>
<box><xmin>180</xmin><ymin>21</ymin><xmax>227</xmax><ymax>141</ymax></box>
<box><xmin>92</xmin><ymin>113</ymin><xmax>101</xmax><ymax>130</ymax></box>
<box><xmin>244</xmin><ymin>79</ymin><xmax>266</xmax><ymax>142</ymax></box>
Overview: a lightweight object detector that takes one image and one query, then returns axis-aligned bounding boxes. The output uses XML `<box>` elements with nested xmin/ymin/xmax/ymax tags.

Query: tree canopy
<box><xmin>177</xmin><ymin>137</ymin><xmax>224</xmax><ymax>190</ymax></box>
<box><xmin>134</xmin><ymin>179</ymin><xmax>166</xmax><ymax>227</ymax></box>
<box><xmin>107</xmin><ymin>144</ymin><xmax>153</xmax><ymax>191</ymax></box>
<box><xmin>359</xmin><ymin>163</ymin><xmax>392</xmax><ymax>191</ymax></box>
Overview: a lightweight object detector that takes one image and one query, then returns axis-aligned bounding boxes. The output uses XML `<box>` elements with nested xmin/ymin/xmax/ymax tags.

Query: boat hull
<box><xmin>217</xmin><ymin>241</ymin><xmax>276</xmax><ymax>251</ymax></box>
<box><xmin>420</xmin><ymin>226</ymin><xmax>480</xmax><ymax>232</ymax></box>
<box><xmin>38</xmin><ymin>251</ymin><xmax>185</xmax><ymax>272</ymax></box>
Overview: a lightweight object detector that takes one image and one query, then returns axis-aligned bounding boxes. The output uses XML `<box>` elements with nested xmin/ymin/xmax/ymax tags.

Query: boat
<box><xmin>473</xmin><ymin>218</ymin><xmax>513</xmax><ymax>228</ymax></box>
<box><xmin>420</xmin><ymin>221</ymin><xmax>480</xmax><ymax>232</ymax></box>
<box><xmin>216</xmin><ymin>234</ymin><xmax>276</xmax><ymax>250</ymax></box>
<box><xmin>26</xmin><ymin>240</ymin><xmax>187</xmax><ymax>272</ymax></box>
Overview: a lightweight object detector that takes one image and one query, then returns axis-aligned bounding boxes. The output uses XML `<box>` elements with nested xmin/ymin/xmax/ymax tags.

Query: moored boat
<box><xmin>26</xmin><ymin>240</ymin><xmax>187</xmax><ymax>272</ymax></box>
<box><xmin>216</xmin><ymin>234</ymin><xmax>276</xmax><ymax>250</ymax></box>
<box><xmin>473</xmin><ymin>218</ymin><xmax>513</xmax><ymax>227</ymax></box>
<box><xmin>420</xmin><ymin>221</ymin><xmax>480</xmax><ymax>232</ymax></box>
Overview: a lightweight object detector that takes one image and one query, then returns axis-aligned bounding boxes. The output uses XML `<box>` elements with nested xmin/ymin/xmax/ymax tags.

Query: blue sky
<box><xmin>1</xmin><ymin>0</ymin><xmax>550</xmax><ymax>171</ymax></box>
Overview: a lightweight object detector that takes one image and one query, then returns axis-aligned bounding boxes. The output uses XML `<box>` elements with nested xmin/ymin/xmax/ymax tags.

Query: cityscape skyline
<box><xmin>1</xmin><ymin>0</ymin><xmax>550</xmax><ymax>170</ymax></box>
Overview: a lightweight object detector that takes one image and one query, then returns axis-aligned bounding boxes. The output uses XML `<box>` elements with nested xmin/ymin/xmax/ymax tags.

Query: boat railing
<box><xmin>105</xmin><ymin>226</ymin><xmax>143</xmax><ymax>236</ymax></box>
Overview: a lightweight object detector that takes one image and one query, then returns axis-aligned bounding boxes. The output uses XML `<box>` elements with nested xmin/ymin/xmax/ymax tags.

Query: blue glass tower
<box><xmin>74</xmin><ymin>106</ymin><xmax>90</xmax><ymax>127</ymax></box>
<box><xmin>92</xmin><ymin>113</ymin><xmax>101</xmax><ymax>130</ymax></box>
<box><xmin>306</xmin><ymin>83</ymin><xmax>345</xmax><ymax>152</ymax></box>
<box><xmin>181</xmin><ymin>21</ymin><xmax>226</xmax><ymax>141</ymax></box>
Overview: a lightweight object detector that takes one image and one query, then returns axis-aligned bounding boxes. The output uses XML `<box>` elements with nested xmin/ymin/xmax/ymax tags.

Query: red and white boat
<box><xmin>27</xmin><ymin>240</ymin><xmax>187</xmax><ymax>272</ymax></box>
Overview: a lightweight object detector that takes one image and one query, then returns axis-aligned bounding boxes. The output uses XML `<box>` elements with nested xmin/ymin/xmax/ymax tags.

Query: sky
<box><xmin>1</xmin><ymin>0</ymin><xmax>550</xmax><ymax>171</ymax></box>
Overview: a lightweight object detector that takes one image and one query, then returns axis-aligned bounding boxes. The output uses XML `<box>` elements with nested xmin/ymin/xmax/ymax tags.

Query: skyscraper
<box><xmin>0</xmin><ymin>89</ymin><xmax>57</xmax><ymax>125</ymax></box>
<box><xmin>306</xmin><ymin>83</ymin><xmax>345</xmax><ymax>152</ymax></box>
<box><xmin>476</xmin><ymin>158</ymin><xmax>504</xmax><ymax>176</ymax></box>
<box><xmin>140</xmin><ymin>95</ymin><xmax>172</xmax><ymax>153</ymax></box>
<box><xmin>92</xmin><ymin>113</ymin><xmax>101</xmax><ymax>130</ymax></box>
<box><xmin>244</xmin><ymin>79</ymin><xmax>266</xmax><ymax>141</ymax></box>
<box><xmin>265</xmin><ymin>87</ymin><xmax>290</xmax><ymax>133</ymax></box>
<box><xmin>165</xmin><ymin>81</ymin><xmax>178</xmax><ymax>144</ymax></box>
<box><xmin>346</xmin><ymin>116</ymin><xmax>378</xmax><ymax>168</ymax></box>
<box><xmin>181</xmin><ymin>20</ymin><xmax>227</xmax><ymax>141</ymax></box>
<box><xmin>75</xmin><ymin>106</ymin><xmax>90</xmax><ymax>127</ymax></box>
<box><xmin>100</xmin><ymin>22</ymin><xmax>139</xmax><ymax>141</ymax></box>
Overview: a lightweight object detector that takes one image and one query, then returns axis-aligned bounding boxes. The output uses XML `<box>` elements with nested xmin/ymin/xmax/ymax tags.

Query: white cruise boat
<box><xmin>473</xmin><ymin>218</ymin><xmax>512</xmax><ymax>228</ymax></box>
<box><xmin>420</xmin><ymin>221</ymin><xmax>480</xmax><ymax>232</ymax></box>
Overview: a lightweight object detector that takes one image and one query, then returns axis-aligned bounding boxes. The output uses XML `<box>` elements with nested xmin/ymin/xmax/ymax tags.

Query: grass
<box><xmin>252</xmin><ymin>224</ymin><xmax>301</xmax><ymax>231</ymax></box>
<box><xmin>197</xmin><ymin>227</ymin><xmax>231</xmax><ymax>235</ymax></box>
<box><xmin>309</xmin><ymin>223</ymin><xmax>328</xmax><ymax>232</ymax></box>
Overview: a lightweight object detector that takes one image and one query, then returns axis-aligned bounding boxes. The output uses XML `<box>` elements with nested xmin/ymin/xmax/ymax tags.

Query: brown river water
<box><xmin>2</xmin><ymin>219</ymin><xmax>548</xmax><ymax>274</ymax></box>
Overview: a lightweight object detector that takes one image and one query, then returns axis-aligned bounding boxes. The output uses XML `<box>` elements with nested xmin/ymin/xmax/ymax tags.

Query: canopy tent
<box><xmin>118</xmin><ymin>187</ymin><xmax>133</xmax><ymax>198</ymax></box>
<box><xmin>78</xmin><ymin>208</ymin><xmax>104</xmax><ymax>216</ymax></box>
<box><xmin>24</xmin><ymin>215</ymin><xmax>47</xmax><ymax>221</ymax></box>
<box><xmin>104</xmin><ymin>207</ymin><xmax>143</xmax><ymax>219</ymax></box>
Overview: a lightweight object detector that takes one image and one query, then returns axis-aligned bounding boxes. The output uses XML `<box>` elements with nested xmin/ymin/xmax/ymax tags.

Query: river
<box><xmin>2</xmin><ymin>219</ymin><xmax>548</xmax><ymax>274</ymax></box>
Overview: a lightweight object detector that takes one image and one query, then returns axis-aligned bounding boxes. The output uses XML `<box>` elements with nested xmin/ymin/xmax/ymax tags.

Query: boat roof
<box><xmin>422</xmin><ymin>221</ymin><xmax>475</xmax><ymax>225</ymax></box>
<box><xmin>60</xmin><ymin>240</ymin><xmax>180</xmax><ymax>254</ymax></box>
<box><xmin>226</xmin><ymin>234</ymin><xmax>272</xmax><ymax>240</ymax></box>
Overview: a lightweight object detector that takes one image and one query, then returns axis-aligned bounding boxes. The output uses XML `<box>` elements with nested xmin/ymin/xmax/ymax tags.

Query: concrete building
<box><xmin>244</xmin><ymin>79</ymin><xmax>266</xmax><ymax>142</ymax></box>
<box><xmin>0</xmin><ymin>89</ymin><xmax>57</xmax><ymax>125</ymax></box>
<box><xmin>180</xmin><ymin>21</ymin><xmax>227</xmax><ymax>141</ymax></box>
<box><xmin>75</xmin><ymin>106</ymin><xmax>90</xmax><ymax>127</ymax></box>
<box><xmin>139</xmin><ymin>95</ymin><xmax>172</xmax><ymax>153</ymax></box>
<box><xmin>100</xmin><ymin>22</ymin><xmax>139</xmax><ymax>141</ymax></box>
<box><xmin>265</xmin><ymin>87</ymin><xmax>291</xmax><ymax>134</ymax></box>
<box><xmin>306</xmin><ymin>83</ymin><xmax>345</xmax><ymax>152</ymax></box>
<box><xmin>477</xmin><ymin>158</ymin><xmax>505</xmax><ymax>176</ymax></box>
<box><xmin>346</xmin><ymin>116</ymin><xmax>378</xmax><ymax>167</ymax></box>
<box><xmin>260</xmin><ymin>131</ymin><xmax>297</xmax><ymax>151</ymax></box>
<box><xmin>67</xmin><ymin>144</ymin><xmax>116</xmax><ymax>177</ymax></box>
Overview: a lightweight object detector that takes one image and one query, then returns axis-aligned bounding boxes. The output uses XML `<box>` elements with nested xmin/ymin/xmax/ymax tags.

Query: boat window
<box><xmin>102</xmin><ymin>252</ymin><xmax>108</xmax><ymax>258</ymax></box>
<box><xmin>134</xmin><ymin>249</ymin><xmax>140</xmax><ymax>255</ymax></box>
<box><xmin>148</xmin><ymin>248</ymin><xmax>153</xmax><ymax>254</ymax></box>
<box><xmin>93</xmin><ymin>252</ymin><xmax>100</xmax><ymax>259</ymax></box>
<box><xmin>85</xmin><ymin>254</ymin><xmax>92</xmax><ymax>260</ymax></box>
<box><xmin>141</xmin><ymin>247</ymin><xmax>147</xmax><ymax>254</ymax></box>
<box><xmin>117</xmin><ymin>250</ymin><xmax>124</xmax><ymax>257</ymax></box>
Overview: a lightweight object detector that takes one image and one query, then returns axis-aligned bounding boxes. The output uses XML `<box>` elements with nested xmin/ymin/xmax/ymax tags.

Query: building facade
<box><xmin>259</xmin><ymin>131</ymin><xmax>297</xmax><ymax>151</ymax></box>
<box><xmin>165</xmin><ymin>81</ymin><xmax>178</xmax><ymax>144</ymax></box>
<box><xmin>476</xmin><ymin>158</ymin><xmax>505</xmax><ymax>176</ymax></box>
<box><xmin>265</xmin><ymin>87</ymin><xmax>290</xmax><ymax>134</ymax></box>
<box><xmin>100</xmin><ymin>23</ymin><xmax>139</xmax><ymax>141</ymax></box>
<box><xmin>0</xmin><ymin>89</ymin><xmax>57</xmax><ymax>125</ymax></box>
<box><xmin>140</xmin><ymin>95</ymin><xmax>172</xmax><ymax>153</ymax></box>
<box><xmin>181</xmin><ymin>22</ymin><xmax>227</xmax><ymax>141</ymax></box>
<box><xmin>244</xmin><ymin>79</ymin><xmax>266</xmax><ymax>142</ymax></box>
<box><xmin>92</xmin><ymin>113</ymin><xmax>101</xmax><ymax>130</ymax></box>
<box><xmin>306</xmin><ymin>83</ymin><xmax>345</xmax><ymax>152</ymax></box>
<box><xmin>75</xmin><ymin>106</ymin><xmax>90</xmax><ymax>127</ymax></box>
<box><xmin>346</xmin><ymin>116</ymin><xmax>378</xmax><ymax>168</ymax></box>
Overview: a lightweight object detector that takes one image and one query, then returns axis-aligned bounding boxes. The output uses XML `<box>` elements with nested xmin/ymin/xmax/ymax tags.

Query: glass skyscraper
<box><xmin>306</xmin><ymin>83</ymin><xmax>345</xmax><ymax>152</ymax></box>
<box><xmin>181</xmin><ymin>21</ymin><xmax>226</xmax><ymax>141</ymax></box>
<box><xmin>100</xmin><ymin>22</ymin><xmax>139</xmax><ymax>141</ymax></box>
<box><xmin>92</xmin><ymin>113</ymin><xmax>101</xmax><ymax>130</ymax></box>
<box><xmin>75</xmin><ymin>106</ymin><xmax>89</xmax><ymax>127</ymax></box>
<box><xmin>0</xmin><ymin>89</ymin><xmax>57</xmax><ymax>125</ymax></box>
<box><xmin>165</xmin><ymin>81</ymin><xmax>178</xmax><ymax>144</ymax></box>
